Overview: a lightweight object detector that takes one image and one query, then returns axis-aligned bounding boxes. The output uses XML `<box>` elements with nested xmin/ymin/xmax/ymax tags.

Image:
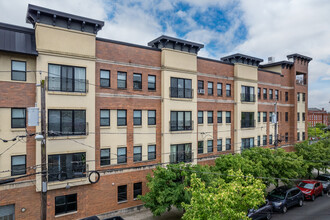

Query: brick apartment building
<box><xmin>0</xmin><ymin>4</ymin><xmax>311</xmax><ymax>220</ymax></box>
<box><xmin>308</xmin><ymin>108</ymin><xmax>329</xmax><ymax>126</ymax></box>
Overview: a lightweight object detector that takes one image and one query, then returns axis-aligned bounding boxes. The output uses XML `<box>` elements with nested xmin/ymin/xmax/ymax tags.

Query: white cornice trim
<box><xmin>96</xmin><ymin>93</ymin><xmax>161</xmax><ymax>100</ymax></box>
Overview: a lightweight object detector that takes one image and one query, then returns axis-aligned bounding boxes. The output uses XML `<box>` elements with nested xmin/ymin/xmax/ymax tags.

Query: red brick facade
<box><xmin>308</xmin><ymin>108</ymin><xmax>328</xmax><ymax>126</ymax></box>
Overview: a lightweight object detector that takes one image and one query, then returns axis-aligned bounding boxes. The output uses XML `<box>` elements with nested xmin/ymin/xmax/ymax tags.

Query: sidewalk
<box><xmin>117</xmin><ymin>207</ymin><xmax>183</xmax><ymax>220</ymax></box>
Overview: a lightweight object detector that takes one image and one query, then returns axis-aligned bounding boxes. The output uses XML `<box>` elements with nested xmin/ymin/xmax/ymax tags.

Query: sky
<box><xmin>0</xmin><ymin>0</ymin><xmax>329</xmax><ymax>111</ymax></box>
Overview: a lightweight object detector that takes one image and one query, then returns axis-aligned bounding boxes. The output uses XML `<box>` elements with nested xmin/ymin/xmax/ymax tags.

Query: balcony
<box><xmin>169</xmin><ymin>151</ymin><xmax>193</xmax><ymax>164</ymax></box>
<box><xmin>170</xmin><ymin>87</ymin><xmax>193</xmax><ymax>99</ymax></box>
<box><xmin>169</xmin><ymin>120</ymin><xmax>193</xmax><ymax>131</ymax></box>
<box><xmin>46</xmin><ymin>76</ymin><xmax>89</xmax><ymax>93</ymax></box>
<box><xmin>241</xmin><ymin>93</ymin><xmax>256</xmax><ymax>102</ymax></box>
<box><xmin>241</xmin><ymin>119</ymin><xmax>255</xmax><ymax>128</ymax></box>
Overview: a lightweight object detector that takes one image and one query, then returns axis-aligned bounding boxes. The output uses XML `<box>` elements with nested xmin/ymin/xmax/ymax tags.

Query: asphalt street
<box><xmin>272</xmin><ymin>194</ymin><xmax>330</xmax><ymax>220</ymax></box>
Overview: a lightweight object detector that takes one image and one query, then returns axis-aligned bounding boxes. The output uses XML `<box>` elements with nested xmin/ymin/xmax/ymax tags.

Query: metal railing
<box><xmin>241</xmin><ymin>93</ymin><xmax>256</xmax><ymax>102</ymax></box>
<box><xmin>48</xmin><ymin>122</ymin><xmax>88</xmax><ymax>136</ymax></box>
<box><xmin>46</xmin><ymin>76</ymin><xmax>88</xmax><ymax>93</ymax></box>
<box><xmin>169</xmin><ymin>152</ymin><xmax>193</xmax><ymax>164</ymax></box>
<box><xmin>170</xmin><ymin>87</ymin><xmax>193</xmax><ymax>98</ymax></box>
<box><xmin>169</xmin><ymin>120</ymin><xmax>194</xmax><ymax>131</ymax></box>
<box><xmin>241</xmin><ymin>119</ymin><xmax>256</xmax><ymax>128</ymax></box>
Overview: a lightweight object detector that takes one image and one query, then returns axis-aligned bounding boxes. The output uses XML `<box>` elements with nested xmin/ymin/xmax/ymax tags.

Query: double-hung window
<box><xmin>263</xmin><ymin>88</ymin><xmax>267</xmax><ymax>99</ymax></box>
<box><xmin>117</xmin><ymin>72</ymin><xmax>127</xmax><ymax>89</ymax></box>
<box><xmin>207</xmin><ymin>111</ymin><xmax>213</xmax><ymax>124</ymax></box>
<box><xmin>257</xmin><ymin>136</ymin><xmax>260</xmax><ymax>146</ymax></box>
<box><xmin>170</xmin><ymin>143</ymin><xmax>192</xmax><ymax>163</ymax></box>
<box><xmin>133</xmin><ymin>146</ymin><xmax>142</xmax><ymax>162</ymax></box>
<box><xmin>117</xmin><ymin>147</ymin><xmax>127</xmax><ymax>164</ymax></box>
<box><xmin>118</xmin><ymin>185</ymin><xmax>127</xmax><ymax>202</ymax></box>
<box><xmin>285</xmin><ymin>133</ymin><xmax>288</xmax><ymax>142</ymax></box>
<box><xmin>198</xmin><ymin>141</ymin><xmax>204</xmax><ymax>154</ymax></box>
<box><xmin>241</xmin><ymin>138</ymin><xmax>254</xmax><ymax>150</ymax></box>
<box><xmin>241</xmin><ymin>112</ymin><xmax>255</xmax><ymax>128</ymax></box>
<box><xmin>263</xmin><ymin>135</ymin><xmax>267</xmax><ymax>145</ymax></box>
<box><xmin>226</xmin><ymin>138</ymin><xmax>231</xmax><ymax>150</ymax></box>
<box><xmin>100</xmin><ymin>70</ymin><xmax>110</xmax><ymax>87</ymax></box>
<box><xmin>208</xmin><ymin>82</ymin><xmax>213</xmax><ymax>95</ymax></box>
<box><xmin>285</xmin><ymin>112</ymin><xmax>289</xmax><ymax>122</ymax></box>
<box><xmin>100</xmin><ymin>149</ymin><xmax>110</xmax><ymax>166</ymax></box>
<box><xmin>217</xmin><ymin>83</ymin><xmax>222</xmax><ymax>96</ymax></box>
<box><xmin>170</xmin><ymin>111</ymin><xmax>192</xmax><ymax>131</ymax></box>
<box><xmin>148</xmin><ymin>75</ymin><xmax>156</xmax><ymax>91</ymax></box>
<box><xmin>11</xmin><ymin>60</ymin><xmax>26</xmax><ymax>81</ymax></box>
<box><xmin>226</xmin><ymin>111</ymin><xmax>231</xmax><ymax>123</ymax></box>
<box><xmin>302</xmin><ymin>93</ymin><xmax>305</xmax><ymax>101</ymax></box>
<box><xmin>148</xmin><ymin>110</ymin><xmax>156</xmax><ymax>125</ymax></box>
<box><xmin>217</xmin><ymin>111</ymin><xmax>222</xmax><ymax>123</ymax></box>
<box><xmin>285</xmin><ymin>92</ymin><xmax>288</xmax><ymax>101</ymax></box>
<box><xmin>269</xmin><ymin>89</ymin><xmax>273</xmax><ymax>99</ymax></box>
<box><xmin>133</xmin><ymin>110</ymin><xmax>142</xmax><ymax>126</ymax></box>
<box><xmin>297</xmin><ymin>132</ymin><xmax>300</xmax><ymax>141</ymax></box>
<box><xmin>198</xmin><ymin>111</ymin><xmax>203</xmax><ymax>124</ymax></box>
<box><xmin>269</xmin><ymin>135</ymin><xmax>273</xmax><ymax>145</ymax></box>
<box><xmin>148</xmin><ymin>145</ymin><xmax>156</xmax><ymax>160</ymax></box>
<box><xmin>11</xmin><ymin>108</ymin><xmax>26</xmax><ymax>128</ymax></box>
<box><xmin>258</xmin><ymin>87</ymin><xmax>261</xmax><ymax>99</ymax></box>
<box><xmin>100</xmin><ymin>110</ymin><xmax>110</xmax><ymax>126</ymax></box>
<box><xmin>117</xmin><ymin>110</ymin><xmax>127</xmax><ymax>126</ymax></box>
<box><xmin>134</xmin><ymin>182</ymin><xmax>142</xmax><ymax>199</ymax></box>
<box><xmin>302</xmin><ymin>113</ymin><xmax>305</xmax><ymax>121</ymax></box>
<box><xmin>275</xmin><ymin>90</ymin><xmax>279</xmax><ymax>100</ymax></box>
<box><xmin>226</xmin><ymin>84</ymin><xmax>231</xmax><ymax>97</ymax></box>
<box><xmin>217</xmin><ymin>139</ymin><xmax>222</xmax><ymax>152</ymax></box>
<box><xmin>258</xmin><ymin>112</ymin><xmax>261</xmax><ymax>122</ymax></box>
<box><xmin>48</xmin><ymin>153</ymin><xmax>86</xmax><ymax>182</ymax></box>
<box><xmin>133</xmin><ymin>73</ymin><xmax>142</xmax><ymax>90</ymax></box>
<box><xmin>48</xmin><ymin>64</ymin><xmax>86</xmax><ymax>93</ymax></box>
<box><xmin>198</xmin><ymin>80</ymin><xmax>204</xmax><ymax>94</ymax></box>
<box><xmin>48</xmin><ymin>110</ymin><xmax>86</xmax><ymax>136</ymax></box>
<box><xmin>297</xmin><ymin>113</ymin><xmax>300</xmax><ymax>121</ymax></box>
<box><xmin>11</xmin><ymin>155</ymin><xmax>26</xmax><ymax>176</ymax></box>
<box><xmin>207</xmin><ymin>140</ymin><xmax>213</xmax><ymax>153</ymax></box>
<box><xmin>170</xmin><ymin>77</ymin><xmax>192</xmax><ymax>98</ymax></box>
<box><xmin>241</xmin><ymin>86</ymin><xmax>255</xmax><ymax>102</ymax></box>
<box><xmin>55</xmin><ymin>194</ymin><xmax>77</xmax><ymax>216</ymax></box>
<box><xmin>297</xmin><ymin>93</ymin><xmax>300</xmax><ymax>101</ymax></box>
<box><xmin>263</xmin><ymin>112</ymin><xmax>267</xmax><ymax>122</ymax></box>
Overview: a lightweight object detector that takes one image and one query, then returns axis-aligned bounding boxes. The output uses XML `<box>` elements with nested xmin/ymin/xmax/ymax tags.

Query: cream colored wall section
<box><xmin>161</xmin><ymin>48</ymin><xmax>197</xmax><ymax>72</ymax></box>
<box><xmin>0</xmin><ymin>108</ymin><xmax>27</xmax><ymax>178</ymax></box>
<box><xmin>133</xmin><ymin>110</ymin><xmax>156</xmax><ymax>161</ymax></box>
<box><xmin>217</xmin><ymin>123</ymin><xmax>231</xmax><ymax>151</ymax></box>
<box><xmin>297</xmin><ymin>100</ymin><xmax>306</xmax><ymax>134</ymax></box>
<box><xmin>234</xmin><ymin>64</ymin><xmax>259</xmax><ymax>152</ymax></box>
<box><xmin>35</xmin><ymin>23</ymin><xmax>95</xmax><ymax>58</ymax></box>
<box><xmin>262</xmin><ymin>65</ymin><xmax>282</xmax><ymax>73</ymax></box>
<box><xmin>161</xmin><ymin>49</ymin><xmax>198</xmax><ymax>164</ymax></box>
<box><xmin>100</xmin><ymin>110</ymin><xmax>127</xmax><ymax>165</ymax></box>
<box><xmin>0</xmin><ymin>52</ymin><xmax>36</xmax><ymax>83</ymax></box>
<box><xmin>197</xmin><ymin>111</ymin><xmax>214</xmax><ymax>153</ymax></box>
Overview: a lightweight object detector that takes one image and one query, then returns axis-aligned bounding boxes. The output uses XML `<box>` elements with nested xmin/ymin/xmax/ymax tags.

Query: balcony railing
<box><xmin>169</xmin><ymin>120</ymin><xmax>193</xmax><ymax>131</ymax></box>
<box><xmin>169</xmin><ymin>152</ymin><xmax>193</xmax><ymax>164</ymax></box>
<box><xmin>241</xmin><ymin>119</ymin><xmax>256</xmax><ymax>128</ymax></box>
<box><xmin>241</xmin><ymin>93</ymin><xmax>256</xmax><ymax>102</ymax></box>
<box><xmin>46</xmin><ymin>76</ymin><xmax>89</xmax><ymax>93</ymax></box>
<box><xmin>48</xmin><ymin>122</ymin><xmax>88</xmax><ymax>136</ymax></box>
<box><xmin>48</xmin><ymin>162</ymin><xmax>87</xmax><ymax>182</ymax></box>
<box><xmin>170</xmin><ymin>87</ymin><xmax>193</xmax><ymax>98</ymax></box>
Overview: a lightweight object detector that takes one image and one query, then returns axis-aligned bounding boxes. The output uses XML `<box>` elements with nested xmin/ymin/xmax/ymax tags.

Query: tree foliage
<box><xmin>182</xmin><ymin>170</ymin><xmax>266</xmax><ymax>220</ymax></box>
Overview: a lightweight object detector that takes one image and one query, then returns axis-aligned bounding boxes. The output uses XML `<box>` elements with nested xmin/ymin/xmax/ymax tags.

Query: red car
<box><xmin>297</xmin><ymin>180</ymin><xmax>324</xmax><ymax>201</ymax></box>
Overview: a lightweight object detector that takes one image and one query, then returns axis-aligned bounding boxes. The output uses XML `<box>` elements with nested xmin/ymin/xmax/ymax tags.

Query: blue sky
<box><xmin>1</xmin><ymin>0</ymin><xmax>329</xmax><ymax>111</ymax></box>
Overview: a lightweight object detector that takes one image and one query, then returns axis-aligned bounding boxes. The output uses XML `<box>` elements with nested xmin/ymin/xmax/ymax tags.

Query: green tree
<box><xmin>308</xmin><ymin>126</ymin><xmax>324</xmax><ymax>138</ymax></box>
<box><xmin>182</xmin><ymin>170</ymin><xmax>266</xmax><ymax>220</ymax></box>
<box><xmin>139</xmin><ymin>163</ymin><xmax>213</xmax><ymax>216</ymax></box>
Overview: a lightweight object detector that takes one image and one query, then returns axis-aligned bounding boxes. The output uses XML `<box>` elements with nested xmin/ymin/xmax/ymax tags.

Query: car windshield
<box><xmin>298</xmin><ymin>182</ymin><xmax>314</xmax><ymax>189</ymax></box>
<box><xmin>269</xmin><ymin>189</ymin><xmax>286</xmax><ymax>200</ymax></box>
<box><xmin>316</xmin><ymin>176</ymin><xmax>330</xmax><ymax>181</ymax></box>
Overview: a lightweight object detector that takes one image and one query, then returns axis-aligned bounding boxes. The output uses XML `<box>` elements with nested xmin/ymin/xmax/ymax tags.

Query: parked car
<box><xmin>247</xmin><ymin>200</ymin><xmax>273</xmax><ymax>220</ymax></box>
<box><xmin>315</xmin><ymin>174</ymin><xmax>330</xmax><ymax>193</ymax></box>
<box><xmin>297</xmin><ymin>180</ymin><xmax>323</xmax><ymax>201</ymax></box>
<box><xmin>267</xmin><ymin>186</ymin><xmax>303</xmax><ymax>213</ymax></box>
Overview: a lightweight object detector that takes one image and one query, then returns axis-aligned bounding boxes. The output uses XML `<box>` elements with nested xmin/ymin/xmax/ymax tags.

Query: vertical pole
<box><xmin>274</xmin><ymin>102</ymin><xmax>278</xmax><ymax>149</ymax></box>
<box><xmin>41</xmin><ymin>78</ymin><xmax>47</xmax><ymax>220</ymax></box>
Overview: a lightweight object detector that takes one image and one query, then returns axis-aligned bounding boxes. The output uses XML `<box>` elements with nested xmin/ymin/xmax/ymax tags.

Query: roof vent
<box><xmin>268</xmin><ymin>57</ymin><xmax>275</xmax><ymax>63</ymax></box>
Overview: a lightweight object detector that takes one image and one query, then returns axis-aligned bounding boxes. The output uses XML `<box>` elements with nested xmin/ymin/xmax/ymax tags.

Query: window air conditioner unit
<box><xmin>198</xmin><ymin>89</ymin><xmax>205</xmax><ymax>94</ymax></box>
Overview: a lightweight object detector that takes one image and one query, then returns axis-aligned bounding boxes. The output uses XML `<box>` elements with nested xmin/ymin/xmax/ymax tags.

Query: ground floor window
<box><xmin>0</xmin><ymin>204</ymin><xmax>15</xmax><ymax>220</ymax></box>
<box><xmin>241</xmin><ymin>138</ymin><xmax>254</xmax><ymax>150</ymax></box>
<box><xmin>134</xmin><ymin>182</ymin><xmax>142</xmax><ymax>199</ymax></box>
<box><xmin>170</xmin><ymin>143</ymin><xmax>192</xmax><ymax>163</ymax></box>
<box><xmin>118</xmin><ymin>185</ymin><xmax>127</xmax><ymax>202</ymax></box>
<box><xmin>55</xmin><ymin>194</ymin><xmax>77</xmax><ymax>216</ymax></box>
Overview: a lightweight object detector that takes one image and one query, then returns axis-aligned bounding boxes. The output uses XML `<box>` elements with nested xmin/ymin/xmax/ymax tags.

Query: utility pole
<box><xmin>41</xmin><ymin>78</ymin><xmax>47</xmax><ymax>220</ymax></box>
<box><xmin>274</xmin><ymin>102</ymin><xmax>278</xmax><ymax>149</ymax></box>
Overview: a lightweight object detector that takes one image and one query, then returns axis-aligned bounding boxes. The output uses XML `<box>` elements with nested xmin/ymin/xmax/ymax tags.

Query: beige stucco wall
<box><xmin>161</xmin><ymin>48</ymin><xmax>198</xmax><ymax>164</ymax></box>
<box><xmin>0</xmin><ymin>51</ymin><xmax>36</xmax><ymax>83</ymax></box>
<box><xmin>234</xmin><ymin>64</ymin><xmax>259</xmax><ymax>152</ymax></box>
<box><xmin>297</xmin><ymin>100</ymin><xmax>306</xmax><ymax>137</ymax></box>
<box><xmin>34</xmin><ymin>23</ymin><xmax>96</xmax><ymax>191</ymax></box>
<box><xmin>35</xmin><ymin>23</ymin><xmax>95</xmax><ymax>58</ymax></box>
<box><xmin>0</xmin><ymin>108</ymin><xmax>28</xmax><ymax>178</ymax></box>
<box><xmin>197</xmin><ymin>111</ymin><xmax>214</xmax><ymax>153</ymax></box>
<box><xmin>262</xmin><ymin>65</ymin><xmax>282</xmax><ymax>73</ymax></box>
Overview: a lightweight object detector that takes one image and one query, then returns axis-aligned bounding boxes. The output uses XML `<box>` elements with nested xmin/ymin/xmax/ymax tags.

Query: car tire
<box><xmin>311</xmin><ymin>194</ymin><xmax>315</xmax><ymax>201</ymax></box>
<box><xmin>266</xmin><ymin>212</ymin><xmax>272</xmax><ymax>220</ymax></box>
<box><xmin>298</xmin><ymin>199</ymin><xmax>303</xmax><ymax>207</ymax></box>
<box><xmin>282</xmin><ymin>206</ymin><xmax>287</xmax><ymax>214</ymax></box>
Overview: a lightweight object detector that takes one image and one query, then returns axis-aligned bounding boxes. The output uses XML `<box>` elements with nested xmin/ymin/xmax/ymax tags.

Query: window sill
<box><xmin>117</xmin><ymin>126</ymin><xmax>127</xmax><ymax>129</ymax></box>
<box><xmin>133</xmin><ymin>89</ymin><xmax>143</xmax><ymax>91</ymax></box>
<box><xmin>148</xmin><ymin>125</ymin><xmax>156</xmax><ymax>128</ymax></box>
<box><xmin>117</xmin><ymin>88</ymin><xmax>127</xmax><ymax>90</ymax></box>
<box><xmin>208</xmin><ymin>123</ymin><xmax>213</xmax><ymax>126</ymax></box>
<box><xmin>100</xmin><ymin>126</ymin><xmax>111</xmax><ymax>129</ymax></box>
<box><xmin>48</xmin><ymin>135</ymin><xmax>87</xmax><ymax>140</ymax></box>
<box><xmin>169</xmin><ymin>130</ymin><xmax>193</xmax><ymax>133</ymax></box>
<box><xmin>133</xmin><ymin>125</ymin><xmax>142</xmax><ymax>128</ymax></box>
<box><xmin>118</xmin><ymin>200</ymin><xmax>128</xmax><ymax>204</ymax></box>
<box><xmin>55</xmin><ymin>211</ymin><xmax>77</xmax><ymax>218</ymax></box>
<box><xmin>11</xmin><ymin>128</ymin><xmax>26</xmax><ymax>132</ymax></box>
<box><xmin>169</xmin><ymin>97</ymin><xmax>193</xmax><ymax>101</ymax></box>
<box><xmin>241</xmin><ymin>127</ymin><xmax>256</xmax><ymax>130</ymax></box>
<box><xmin>48</xmin><ymin>91</ymin><xmax>87</xmax><ymax>96</ymax></box>
<box><xmin>148</xmin><ymin>89</ymin><xmax>157</xmax><ymax>92</ymax></box>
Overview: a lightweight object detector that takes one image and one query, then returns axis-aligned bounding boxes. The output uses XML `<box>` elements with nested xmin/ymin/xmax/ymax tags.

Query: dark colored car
<box><xmin>315</xmin><ymin>174</ymin><xmax>330</xmax><ymax>193</ymax></box>
<box><xmin>267</xmin><ymin>186</ymin><xmax>304</xmax><ymax>213</ymax></box>
<box><xmin>297</xmin><ymin>180</ymin><xmax>323</xmax><ymax>201</ymax></box>
<box><xmin>247</xmin><ymin>200</ymin><xmax>273</xmax><ymax>220</ymax></box>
